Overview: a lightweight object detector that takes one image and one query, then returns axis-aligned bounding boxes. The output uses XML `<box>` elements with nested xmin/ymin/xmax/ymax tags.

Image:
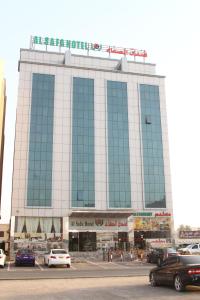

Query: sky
<box><xmin>1</xmin><ymin>0</ymin><xmax>200</xmax><ymax>228</ymax></box>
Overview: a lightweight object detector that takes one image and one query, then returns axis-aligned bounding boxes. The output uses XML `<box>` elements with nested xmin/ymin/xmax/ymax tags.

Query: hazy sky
<box><xmin>1</xmin><ymin>0</ymin><xmax>200</xmax><ymax>227</ymax></box>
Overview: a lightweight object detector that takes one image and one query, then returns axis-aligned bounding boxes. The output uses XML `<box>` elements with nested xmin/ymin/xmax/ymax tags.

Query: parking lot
<box><xmin>2</xmin><ymin>257</ymin><xmax>151</xmax><ymax>271</ymax></box>
<box><xmin>0</xmin><ymin>257</ymin><xmax>152</xmax><ymax>280</ymax></box>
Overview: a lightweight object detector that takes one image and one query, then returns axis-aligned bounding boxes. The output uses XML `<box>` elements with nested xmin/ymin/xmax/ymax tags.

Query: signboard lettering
<box><xmin>31</xmin><ymin>36</ymin><xmax>147</xmax><ymax>58</ymax></box>
<box><xmin>69</xmin><ymin>217</ymin><xmax>128</xmax><ymax>231</ymax></box>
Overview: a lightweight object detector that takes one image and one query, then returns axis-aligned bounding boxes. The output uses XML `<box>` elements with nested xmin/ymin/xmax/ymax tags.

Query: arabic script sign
<box><xmin>179</xmin><ymin>231</ymin><xmax>200</xmax><ymax>239</ymax></box>
<box><xmin>69</xmin><ymin>218</ymin><xmax>128</xmax><ymax>231</ymax></box>
<box><xmin>31</xmin><ymin>36</ymin><xmax>147</xmax><ymax>58</ymax></box>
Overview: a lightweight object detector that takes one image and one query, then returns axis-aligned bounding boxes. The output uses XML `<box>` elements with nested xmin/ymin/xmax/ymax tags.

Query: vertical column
<box><xmin>95</xmin><ymin>78</ymin><xmax>107</xmax><ymax>210</ymax></box>
<box><xmin>62</xmin><ymin>216</ymin><xmax>69</xmax><ymax>250</ymax></box>
<box><xmin>128</xmin><ymin>80</ymin><xmax>143</xmax><ymax>210</ymax></box>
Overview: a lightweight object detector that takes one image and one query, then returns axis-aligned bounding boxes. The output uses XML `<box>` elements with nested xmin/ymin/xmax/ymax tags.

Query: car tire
<box><xmin>174</xmin><ymin>275</ymin><xmax>185</xmax><ymax>292</ymax></box>
<box><xmin>150</xmin><ymin>273</ymin><xmax>157</xmax><ymax>287</ymax></box>
<box><xmin>66</xmin><ymin>264</ymin><xmax>70</xmax><ymax>268</ymax></box>
<box><xmin>48</xmin><ymin>260</ymin><xmax>51</xmax><ymax>268</ymax></box>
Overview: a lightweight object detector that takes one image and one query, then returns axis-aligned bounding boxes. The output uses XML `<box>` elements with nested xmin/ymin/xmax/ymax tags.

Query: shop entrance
<box><xmin>134</xmin><ymin>231</ymin><xmax>146</xmax><ymax>249</ymax></box>
<box><xmin>79</xmin><ymin>232</ymin><xmax>96</xmax><ymax>251</ymax></box>
<box><xmin>69</xmin><ymin>232</ymin><xmax>79</xmax><ymax>251</ymax></box>
<box><xmin>118</xmin><ymin>232</ymin><xmax>129</xmax><ymax>251</ymax></box>
<box><xmin>69</xmin><ymin>232</ymin><xmax>96</xmax><ymax>251</ymax></box>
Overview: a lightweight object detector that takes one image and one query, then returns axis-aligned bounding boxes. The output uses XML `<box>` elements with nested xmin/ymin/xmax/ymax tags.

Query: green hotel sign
<box><xmin>31</xmin><ymin>36</ymin><xmax>147</xmax><ymax>58</ymax></box>
<box><xmin>33</xmin><ymin>36</ymin><xmax>102</xmax><ymax>51</ymax></box>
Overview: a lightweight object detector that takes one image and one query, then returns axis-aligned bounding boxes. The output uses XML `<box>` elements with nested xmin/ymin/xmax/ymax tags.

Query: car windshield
<box><xmin>180</xmin><ymin>256</ymin><xmax>200</xmax><ymax>265</ymax></box>
<box><xmin>52</xmin><ymin>250</ymin><xmax>67</xmax><ymax>254</ymax></box>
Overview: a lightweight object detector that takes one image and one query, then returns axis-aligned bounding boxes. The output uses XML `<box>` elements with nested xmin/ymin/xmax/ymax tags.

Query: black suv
<box><xmin>147</xmin><ymin>247</ymin><xmax>177</xmax><ymax>266</ymax></box>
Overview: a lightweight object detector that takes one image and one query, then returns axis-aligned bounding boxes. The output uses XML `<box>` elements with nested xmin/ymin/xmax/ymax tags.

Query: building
<box><xmin>11</xmin><ymin>37</ymin><xmax>173</xmax><ymax>253</ymax></box>
<box><xmin>0</xmin><ymin>61</ymin><xmax>6</xmax><ymax>217</ymax></box>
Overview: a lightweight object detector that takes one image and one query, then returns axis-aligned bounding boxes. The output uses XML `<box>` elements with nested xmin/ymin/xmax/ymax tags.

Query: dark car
<box><xmin>147</xmin><ymin>247</ymin><xmax>177</xmax><ymax>266</ymax></box>
<box><xmin>15</xmin><ymin>249</ymin><xmax>35</xmax><ymax>266</ymax></box>
<box><xmin>149</xmin><ymin>255</ymin><xmax>200</xmax><ymax>292</ymax></box>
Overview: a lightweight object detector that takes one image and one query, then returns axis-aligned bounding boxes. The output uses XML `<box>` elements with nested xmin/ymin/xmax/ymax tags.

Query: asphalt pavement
<box><xmin>0</xmin><ymin>259</ymin><xmax>153</xmax><ymax>280</ymax></box>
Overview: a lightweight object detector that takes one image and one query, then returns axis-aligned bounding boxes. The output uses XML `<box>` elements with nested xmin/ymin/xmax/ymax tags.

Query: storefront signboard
<box><xmin>133</xmin><ymin>217</ymin><xmax>171</xmax><ymax>231</ymax></box>
<box><xmin>155</xmin><ymin>212</ymin><xmax>171</xmax><ymax>217</ymax></box>
<box><xmin>146</xmin><ymin>239</ymin><xmax>172</xmax><ymax>247</ymax></box>
<box><xmin>179</xmin><ymin>231</ymin><xmax>200</xmax><ymax>239</ymax></box>
<box><xmin>69</xmin><ymin>218</ymin><xmax>128</xmax><ymax>232</ymax></box>
<box><xmin>132</xmin><ymin>212</ymin><xmax>153</xmax><ymax>217</ymax></box>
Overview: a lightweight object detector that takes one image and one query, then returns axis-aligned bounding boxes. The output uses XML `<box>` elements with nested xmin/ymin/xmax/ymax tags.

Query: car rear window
<box><xmin>155</xmin><ymin>249</ymin><xmax>164</xmax><ymax>253</ymax></box>
<box><xmin>167</xmin><ymin>248</ymin><xmax>177</xmax><ymax>253</ymax></box>
<box><xmin>18</xmin><ymin>249</ymin><xmax>33</xmax><ymax>254</ymax></box>
<box><xmin>52</xmin><ymin>250</ymin><xmax>67</xmax><ymax>254</ymax></box>
<box><xmin>180</xmin><ymin>256</ymin><xmax>200</xmax><ymax>264</ymax></box>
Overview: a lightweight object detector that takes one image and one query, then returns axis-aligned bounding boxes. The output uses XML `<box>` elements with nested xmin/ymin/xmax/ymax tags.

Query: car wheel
<box><xmin>150</xmin><ymin>273</ymin><xmax>157</xmax><ymax>287</ymax></box>
<box><xmin>48</xmin><ymin>260</ymin><xmax>51</xmax><ymax>268</ymax></box>
<box><xmin>66</xmin><ymin>264</ymin><xmax>70</xmax><ymax>268</ymax></box>
<box><xmin>174</xmin><ymin>275</ymin><xmax>185</xmax><ymax>292</ymax></box>
<box><xmin>147</xmin><ymin>256</ymin><xmax>150</xmax><ymax>263</ymax></box>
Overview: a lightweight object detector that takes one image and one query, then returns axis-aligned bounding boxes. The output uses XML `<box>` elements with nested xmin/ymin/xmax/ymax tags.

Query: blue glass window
<box><xmin>72</xmin><ymin>77</ymin><xmax>95</xmax><ymax>207</ymax></box>
<box><xmin>140</xmin><ymin>84</ymin><xmax>166</xmax><ymax>208</ymax></box>
<box><xmin>107</xmin><ymin>81</ymin><xmax>131</xmax><ymax>208</ymax></box>
<box><xmin>27</xmin><ymin>73</ymin><xmax>54</xmax><ymax>207</ymax></box>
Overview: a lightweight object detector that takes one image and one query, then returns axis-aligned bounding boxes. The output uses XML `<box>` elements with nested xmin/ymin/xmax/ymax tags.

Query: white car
<box><xmin>178</xmin><ymin>244</ymin><xmax>200</xmax><ymax>255</ymax></box>
<box><xmin>0</xmin><ymin>249</ymin><xmax>6</xmax><ymax>268</ymax></box>
<box><xmin>44</xmin><ymin>249</ymin><xmax>71</xmax><ymax>268</ymax></box>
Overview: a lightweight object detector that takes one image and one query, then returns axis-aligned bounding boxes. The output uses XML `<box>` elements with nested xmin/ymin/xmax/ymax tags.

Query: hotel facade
<box><xmin>11</xmin><ymin>38</ymin><xmax>173</xmax><ymax>252</ymax></box>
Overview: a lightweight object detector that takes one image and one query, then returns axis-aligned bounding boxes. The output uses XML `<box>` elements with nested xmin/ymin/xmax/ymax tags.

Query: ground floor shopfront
<box><xmin>11</xmin><ymin>213</ymin><xmax>131</xmax><ymax>253</ymax></box>
<box><xmin>68</xmin><ymin>214</ymin><xmax>130</xmax><ymax>251</ymax></box>
<box><xmin>10</xmin><ymin>211</ymin><xmax>173</xmax><ymax>254</ymax></box>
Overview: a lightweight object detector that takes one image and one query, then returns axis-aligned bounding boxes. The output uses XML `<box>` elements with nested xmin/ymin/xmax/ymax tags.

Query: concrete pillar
<box><xmin>62</xmin><ymin>216</ymin><xmax>69</xmax><ymax>251</ymax></box>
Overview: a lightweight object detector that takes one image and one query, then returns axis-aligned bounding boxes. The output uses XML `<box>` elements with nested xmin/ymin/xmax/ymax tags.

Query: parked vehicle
<box><xmin>178</xmin><ymin>244</ymin><xmax>200</xmax><ymax>255</ymax></box>
<box><xmin>149</xmin><ymin>255</ymin><xmax>200</xmax><ymax>292</ymax></box>
<box><xmin>44</xmin><ymin>249</ymin><xmax>71</xmax><ymax>268</ymax></box>
<box><xmin>15</xmin><ymin>249</ymin><xmax>35</xmax><ymax>266</ymax></box>
<box><xmin>147</xmin><ymin>247</ymin><xmax>177</xmax><ymax>266</ymax></box>
<box><xmin>0</xmin><ymin>249</ymin><xmax>6</xmax><ymax>268</ymax></box>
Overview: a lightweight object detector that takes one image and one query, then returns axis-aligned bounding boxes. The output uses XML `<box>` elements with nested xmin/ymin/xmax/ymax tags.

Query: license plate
<box><xmin>59</xmin><ymin>256</ymin><xmax>64</xmax><ymax>259</ymax></box>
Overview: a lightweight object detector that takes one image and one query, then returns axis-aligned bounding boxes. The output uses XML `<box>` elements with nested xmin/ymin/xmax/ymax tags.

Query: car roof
<box><xmin>50</xmin><ymin>248</ymin><xmax>67</xmax><ymax>250</ymax></box>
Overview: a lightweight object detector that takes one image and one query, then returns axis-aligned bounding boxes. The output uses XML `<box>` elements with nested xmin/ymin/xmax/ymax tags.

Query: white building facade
<box><xmin>11</xmin><ymin>42</ymin><xmax>173</xmax><ymax>252</ymax></box>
